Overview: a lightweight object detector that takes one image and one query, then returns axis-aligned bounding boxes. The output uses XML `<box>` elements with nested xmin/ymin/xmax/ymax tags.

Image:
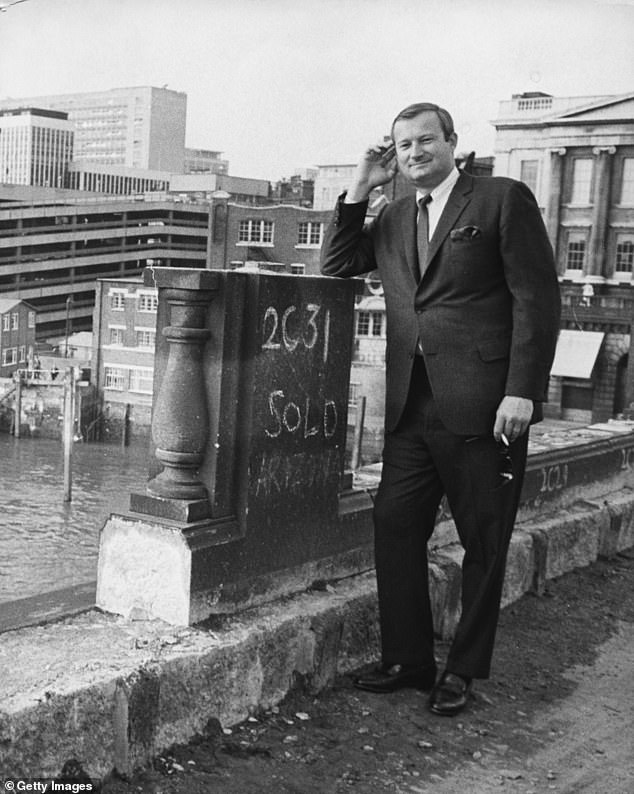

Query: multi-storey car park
<box><xmin>0</xmin><ymin>197</ymin><xmax>210</xmax><ymax>339</ymax></box>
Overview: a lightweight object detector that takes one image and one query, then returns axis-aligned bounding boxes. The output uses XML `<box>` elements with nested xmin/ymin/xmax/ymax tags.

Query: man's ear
<box><xmin>449</xmin><ymin>132</ymin><xmax>458</xmax><ymax>150</ymax></box>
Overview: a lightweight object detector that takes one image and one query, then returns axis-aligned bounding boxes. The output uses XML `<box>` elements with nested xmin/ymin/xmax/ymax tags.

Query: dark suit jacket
<box><xmin>321</xmin><ymin>172</ymin><xmax>561</xmax><ymax>436</ymax></box>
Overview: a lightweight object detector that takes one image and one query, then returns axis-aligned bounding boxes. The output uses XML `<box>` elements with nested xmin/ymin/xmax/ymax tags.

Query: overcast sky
<box><xmin>0</xmin><ymin>0</ymin><xmax>632</xmax><ymax>180</ymax></box>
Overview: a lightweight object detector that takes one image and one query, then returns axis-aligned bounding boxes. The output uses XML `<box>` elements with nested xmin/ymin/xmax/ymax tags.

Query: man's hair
<box><xmin>391</xmin><ymin>103</ymin><xmax>455</xmax><ymax>141</ymax></box>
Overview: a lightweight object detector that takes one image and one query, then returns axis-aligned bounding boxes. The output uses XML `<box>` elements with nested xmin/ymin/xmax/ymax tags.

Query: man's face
<box><xmin>392</xmin><ymin>111</ymin><xmax>457</xmax><ymax>190</ymax></box>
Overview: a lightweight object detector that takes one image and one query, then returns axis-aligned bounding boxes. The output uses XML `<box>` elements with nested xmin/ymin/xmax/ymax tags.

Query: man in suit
<box><xmin>321</xmin><ymin>102</ymin><xmax>560</xmax><ymax>716</ymax></box>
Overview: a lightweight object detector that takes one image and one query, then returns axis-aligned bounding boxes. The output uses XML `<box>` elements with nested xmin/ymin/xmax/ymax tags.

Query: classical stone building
<box><xmin>493</xmin><ymin>90</ymin><xmax>634</xmax><ymax>423</ymax></box>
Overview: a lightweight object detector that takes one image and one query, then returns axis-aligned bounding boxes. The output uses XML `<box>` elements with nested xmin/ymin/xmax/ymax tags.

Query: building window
<box><xmin>136</xmin><ymin>329</ymin><xmax>156</xmax><ymax>348</ymax></box>
<box><xmin>129</xmin><ymin>367</ymin><xmax>154</xmax><ymax>394</ymax></box>
<box><xmin>519</xmin><ymin>160</ymin><xmax>538</xmax><ymax>195</ymax></box>
<box><xmin>371</xmin><ymin>312</ymin><xmax>383</xmax><ymax>337</ymax></box>
<box><xmin>349</xmin><ymin>381</ymin><xmax>360</xmax><ymax>406</ymax></box>
<box><xmin>110</xmin><ymin>291</ymin><xmax>126</xmax><ymax>310</ymax></box>
<box><xmin>28</xmin><ymin>311</ymin><xmax>36</xmax><ymax>328</ymax></box>
<box><xmin>137</xmin><ymin>292</ymin><xmax>158</xmax><ymax>312</ymax></box>
<box><xmin>104</xmin><ymin>366</ymin><xmax>126</xmax><ymax>390</ymax></box>
<box><xmin>615</xmin><ymin>238</ymin><xmax>634</xmax><ymax>276</ymax></box>
<box><xmin>298</xmin><ymin>222</ymin><xmax>323</xmax><ymax>246</ymax></box>
<box><xmin>621</xmin><ymin>158</ymin><xmax>634</xmax><ymax>205</ymax></box>
<box><xmin>19</xmin><ymin>345</ymin><xmax>26</xmax><ymax>363</ymax></box>
<box><xmin>290</xmin><ymin>263</ymin><xmax>306</xmax><ymax>275</ymax></box>
<box><xmin>2</xmin><ymin>348</ymin><xmax>17</xmax><ymax>366</ymax></box>
<box><xmin>570</xmin><ymin>158</ymin><xmax>593</xmax><ymax>205</ymax></box>
<box><xmin>109</xmin><ymin>327</ymin><xmax>124</xmax><ymax>345</ymax></box>
<box><xmin>2</xmin><ymin>315</ymin><xmax>9</xmax><ymax>331</ymax></box>
<box><xmin>566</xmin><ymin>237</ymin><xmax>586</xmax><ymax>273</ymax></box>
<box><xmin>11</xmin><ymin>313</ymin><xmax>18</xmax><ymax>330</ymax></box>
<box><xmin>238</xmin><ymin>219</ymin><xmax>274</xmax><ymax>244</ymax></box>
<box><xmin>356</xmin><ymin>311</ymin><xmax>370</xmax><ymax>335</ymax></box>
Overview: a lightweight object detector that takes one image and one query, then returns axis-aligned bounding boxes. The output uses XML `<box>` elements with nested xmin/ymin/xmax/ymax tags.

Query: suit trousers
<box><xmin>373</xmin><ymin>357</ymin><xmax>528</xmax><ymax>679</ymax></box>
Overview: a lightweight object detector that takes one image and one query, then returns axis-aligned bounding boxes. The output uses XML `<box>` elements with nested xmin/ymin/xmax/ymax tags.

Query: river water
<box><xmin>0</xmin><ymin>435</ymin><xmax>150</xmax><ymax>605</ymax></box>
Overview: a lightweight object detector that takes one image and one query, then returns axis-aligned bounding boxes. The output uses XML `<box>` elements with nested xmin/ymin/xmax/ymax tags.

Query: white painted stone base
<box><xmin>96</xmin><ymin>514</ymin><xmax>193</xmax><ymax>625</ymax></box>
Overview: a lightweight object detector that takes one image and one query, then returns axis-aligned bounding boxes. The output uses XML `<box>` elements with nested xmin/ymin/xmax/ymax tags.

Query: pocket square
<box><xmin>450</xmin><ymin>225</ymin><xmax>482</xmax><ymax>241</ymax></box>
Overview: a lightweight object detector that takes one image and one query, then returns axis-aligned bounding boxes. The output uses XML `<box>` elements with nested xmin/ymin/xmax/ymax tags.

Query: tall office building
<box><xmin>0</xmin><ymin>107</ymin><xmax>74</xmax><ymax>187</ymax></box>
<box><xmin>0</xmin><ymin>86</ymin><xmax>187</xmax><ymax>172</ymax></box>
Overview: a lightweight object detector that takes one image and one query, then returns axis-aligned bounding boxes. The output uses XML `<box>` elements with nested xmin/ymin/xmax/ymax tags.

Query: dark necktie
<box><xmin>416</xmin><ymin>194</ymin><xmax>433</xmax><ymax>281</ymax></box>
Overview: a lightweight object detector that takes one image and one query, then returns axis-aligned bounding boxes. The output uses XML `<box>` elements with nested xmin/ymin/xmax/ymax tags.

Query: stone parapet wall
<box><xmin>1</xmin><ymin>484</ymin><xmax>633</xmax><ymax>781</ymax></box>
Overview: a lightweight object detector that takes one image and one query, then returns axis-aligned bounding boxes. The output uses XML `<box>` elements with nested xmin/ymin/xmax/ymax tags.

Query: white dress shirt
<box><xmin>416</xmin><ymin>166</ymin><xmax>460</xmax><ymax>240</ymax></box>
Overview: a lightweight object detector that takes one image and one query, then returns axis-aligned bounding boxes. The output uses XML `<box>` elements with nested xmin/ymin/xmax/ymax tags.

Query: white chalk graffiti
<box><xmin>262</xmin><ymin>303</ymin><xmax>331</xmax><ymax>363</ymax></box>
<box><xmin>264</xmin><ymin>391</ymin><xmax>338</xmax><ymax>439</ymax></box>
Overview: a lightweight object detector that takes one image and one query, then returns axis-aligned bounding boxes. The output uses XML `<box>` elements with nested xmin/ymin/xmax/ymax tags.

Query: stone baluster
<box><xmin>146</xmin><ymin>287</ymin><xmax>211</xmax><ymax>502</ymax></box>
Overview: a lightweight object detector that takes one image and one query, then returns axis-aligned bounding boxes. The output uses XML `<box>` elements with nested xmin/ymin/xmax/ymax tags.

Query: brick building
<box><xmin>208</xmin><ymin>201</ymin><xmax>332</xmax><ymax>275</ymax></box>
<box><xmin>0</xmin><ymin>298</ymin><xmax>36</xmax><ymax>376</ymax></box>
<box><xmin>92</xmin><ymin>276</ymin><xmax>157</xmax><ymax>437</ymax></box>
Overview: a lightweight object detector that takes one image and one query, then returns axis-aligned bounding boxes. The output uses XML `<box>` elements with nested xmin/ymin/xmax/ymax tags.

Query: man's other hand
<box><xmin>493</xmin><ymin>396</ymin><xmax>533</xmax><ymax>442</ymax></box>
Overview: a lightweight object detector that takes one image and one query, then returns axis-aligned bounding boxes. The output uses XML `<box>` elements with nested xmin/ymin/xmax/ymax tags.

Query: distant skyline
<box><xmin>0</xmin><ymin>0</ymin><xmax>632</xmax><ymax>181</ymax></box>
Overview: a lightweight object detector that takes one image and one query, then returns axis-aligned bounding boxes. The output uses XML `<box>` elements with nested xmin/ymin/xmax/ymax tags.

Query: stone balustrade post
<box><xmin>97</xmin><ymin>267</ymin><xmax>370</xmax><ymax>626</ymax></box>
<box><xmin>146</xmin><ymin>288</ymin><xmax>211</xmax><ymax>502</ymax></box>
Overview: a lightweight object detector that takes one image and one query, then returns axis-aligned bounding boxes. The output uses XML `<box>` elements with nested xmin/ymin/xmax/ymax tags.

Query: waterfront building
<box><xmin>0</xmin><ymin>297</ymin><xmax>36</xmax><ymax>376</ymax></box>
<box><xmin>92</xmin><ymin>276</ymin><xmax>157</xmax><ymax>437</ymax></box>
<box><xmin>0</xmin><ymin>108</ymin><xmax>74</xmax><ymax>188</ymax></box>
<box><xmin>493</xmin><ymin>90</ymin><xmax>634</xmax><ymax>423</ymax></box>
<box><xmin>0</xmin><ymin>86</ymin><xmax>187</xmax><ymax>172</ymax></box>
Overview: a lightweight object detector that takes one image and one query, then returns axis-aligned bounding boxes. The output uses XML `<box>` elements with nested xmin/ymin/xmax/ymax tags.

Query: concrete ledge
<box><xmin>2</xmin><ymin>488</ymin><xmax>634</xmax><ymax>781</ymax></box>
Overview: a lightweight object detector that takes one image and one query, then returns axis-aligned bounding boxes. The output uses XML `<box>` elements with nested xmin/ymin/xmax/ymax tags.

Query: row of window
<box><xmin>108</xmin><ymin>327</ymin><xmax>156</xmax><ymax>348</ymax></box>
<box><xmin>104</xmin><ymin>366</ymin><xmax>154</xmax><ymax>393</ymax></box>
<box><xmin>565</xmin><ymin>236</ymin><xmax>634</xmax><ymax>275</ymax></box>
<box><xmin>238</xmin><ymin>220</ymin><xmax>324</xmax><ymax>246</ymax></box>
<box><xmin>520</xmin><ymin>156</ymin><xmax>634</xmax><ymax>205</ymax></box>
<box><xmin>2</xmin><ymin>345</ymin><xmax>28</xmax><ymax>366</ymax></box>
<box><xmin>1</xmin><ymin>311</ymin><xmax>36</xmax><ymax>332</ymax></box>
<box><xmin>109</xmin><ymin>291</ymin><xmax>158</xmax><ymax>312</ymax></box>
<box><xmin>356</xmin><ymin>311</ymin><xmax>385</xmax><ymax>337</ymax></box>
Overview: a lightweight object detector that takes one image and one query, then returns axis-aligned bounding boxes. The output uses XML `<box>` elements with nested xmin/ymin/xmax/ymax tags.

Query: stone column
<box><xmin>586</xmin><ymin>146</ymin><xmax>616</xmax><ymax>280</ymax></box>
<box><xmin>545</xmin><ymin>148</ymin><xmax>566</xmax><ymax>255</ymax></box>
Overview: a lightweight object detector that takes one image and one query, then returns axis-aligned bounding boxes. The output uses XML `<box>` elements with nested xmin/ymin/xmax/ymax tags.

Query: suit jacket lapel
<box><xmin>424</xmin><ymin>172</ymin><xmax>473</xmax><ymax>273</ymax></box>
<box><xmin>399</xmin><ymin>196</ymin><xmax>420</xmax><ymax>283</ymax></box>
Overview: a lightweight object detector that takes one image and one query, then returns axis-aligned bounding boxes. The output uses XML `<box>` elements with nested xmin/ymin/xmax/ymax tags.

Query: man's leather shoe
<box><xmin>429</xmin><ymin>671</ymin><xmax>472</xmax><ymax>716</ymax></box>
<box><xmin>354</xmin><ymin>663</ymin><xmax>437</xmax><ymax>693</ymax></box>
